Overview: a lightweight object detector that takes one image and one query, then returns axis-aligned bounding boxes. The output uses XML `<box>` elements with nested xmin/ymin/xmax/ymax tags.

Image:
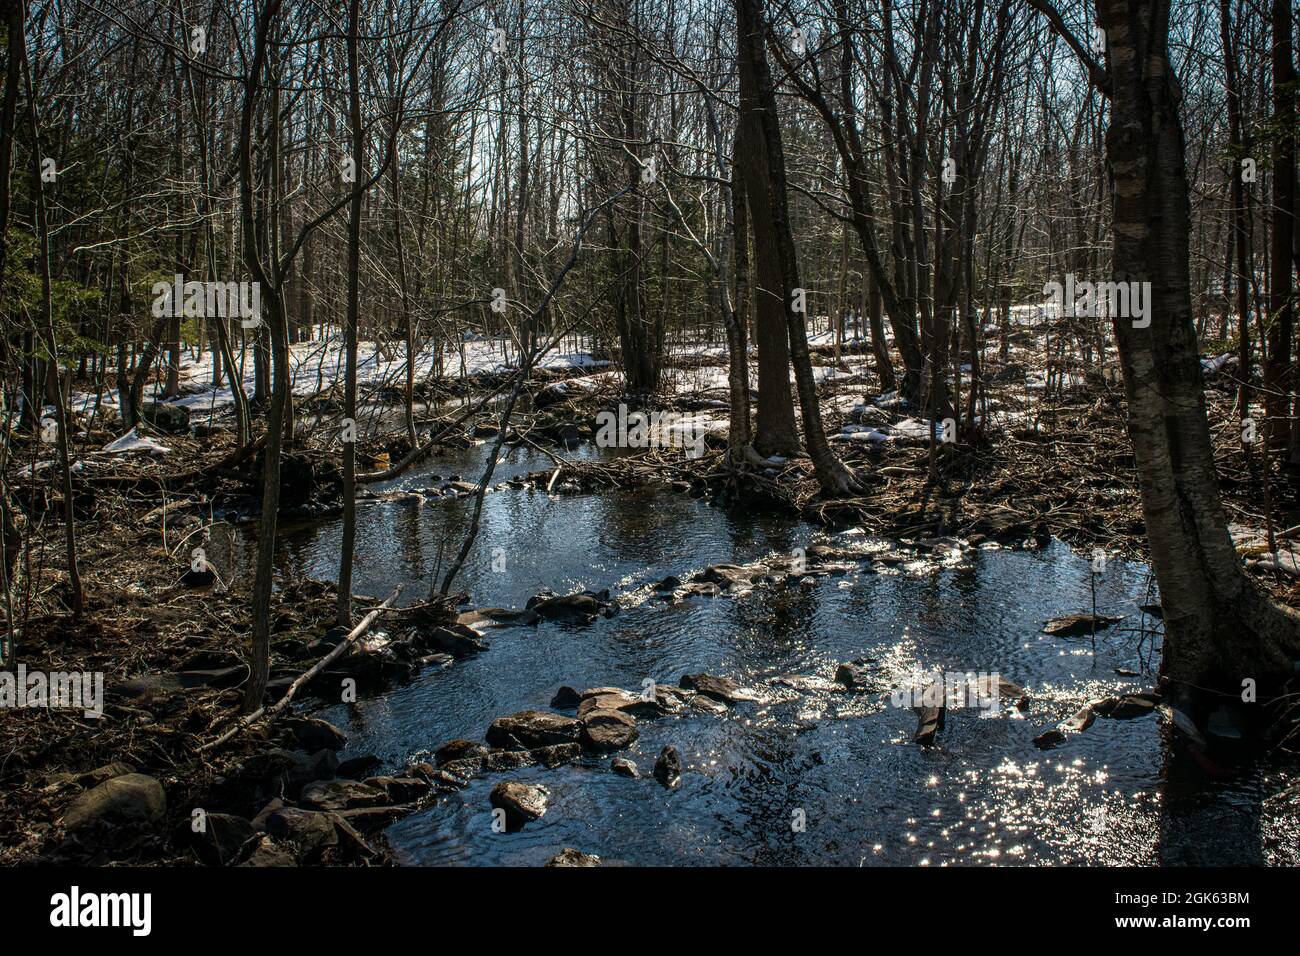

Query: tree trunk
<box><xmin>1097</xmin><ymin>0</ymin><xmax>1300</xmax><ymax>712</ymax></box>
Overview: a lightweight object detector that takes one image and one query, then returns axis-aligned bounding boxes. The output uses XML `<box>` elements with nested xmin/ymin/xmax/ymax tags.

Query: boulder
<box><xmin>337</xmin><ymin>754</ymin><xmax>382</xmax><ymax>779</ymax></box>
<box><xmin>579</xmin><ymin>709</ymin><xmax>639</xmax><ymax>752</ymax></box>
<box><xmin>490</xmin><ymin>782</ymin><xmax>549</xmax><ymax>831</ymax></box>
<box><xmin>62</xmin><ymin>773</ymin><xmax>166</xmax><ymax>832</ymax></box>
<box><xmin>578</xmin><ymin>689</ymin><xmax>642</xmax><ymax>717</ymax></box>
<box><xmin>485</xmin><ymin>710</ymin><xmax>581</xmax><ymax>750</ymax></box>
<box><xmin>653</xmin><ymin>746</ymin><xmax>682</xmax><ymax>789</ymax></box>
<box><xmin>546</xmin><ymin>848</ymin><xmax>601</xmax><ymax>867</ymax></box>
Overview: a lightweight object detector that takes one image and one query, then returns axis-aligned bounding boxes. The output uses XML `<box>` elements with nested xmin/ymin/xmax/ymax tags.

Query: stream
<box><xmin>234</xmin><ymin>440</ymin><xmax>1300</xmax><ymax>866</ymax></box>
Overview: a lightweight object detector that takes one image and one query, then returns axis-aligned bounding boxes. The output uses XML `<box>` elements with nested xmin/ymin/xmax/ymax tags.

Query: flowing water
<box><xmin>239</xmin><ymin>441</ymin><xmax>1300</xmax><ymax>866</ymax></box>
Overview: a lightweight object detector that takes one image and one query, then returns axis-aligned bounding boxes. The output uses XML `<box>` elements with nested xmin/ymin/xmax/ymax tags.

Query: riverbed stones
<box><xmin>654</xmin><ymin>746</ymin><xmax>682</xmax><ymax>789</ymax></box>
<box><xmin>611</xmin><ymin>757</ymin><xmax>639</xmax><ymax>778</ymax></box>
<box><xmin>579</xmin><ymin>709</ymin><xmax>639</xmax><ymax>752</ymax></box>
<box><xmin>546</xmin><ymin>848</ymin><xmax>601</xmax><ymax>867</ymax></box>
<box><xmin>578</xmin><ymin>688</ymin><xmax>642</xmax><ymax>717</ymax></box>
<box><xmin>62</xmin><ymin>773</ymin><xmax>166</xmax><ymax>832</ymax></box>
<box><xmin>486</xmin><ymin>710</ymin><xmax>581</xmax><ymax>749</ymax></box>
<box><xmin>490</xmin><ymin>782</ymin><xmax>548</xmax><ymax>830</ymax></box>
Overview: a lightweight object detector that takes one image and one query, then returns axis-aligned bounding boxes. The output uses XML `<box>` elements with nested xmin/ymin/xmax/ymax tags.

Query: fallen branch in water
<box><xmin>199</xmin><ymin>586</ymin><xmax>402</xmax><ymax>752</ymax></box>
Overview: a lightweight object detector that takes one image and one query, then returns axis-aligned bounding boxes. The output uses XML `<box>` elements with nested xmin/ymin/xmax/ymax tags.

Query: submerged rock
<box><xmin>490</xmin><ymin>782</ymin><xmax>549</xmax><ymax>830</ymax></box>
<box><xmin>1092</xmin><ymin>693</ymin><xmax>1158</xmax><ymax>719</ymax></box>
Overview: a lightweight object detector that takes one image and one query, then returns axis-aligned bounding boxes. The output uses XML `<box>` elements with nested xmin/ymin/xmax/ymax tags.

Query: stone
<box><xmin>580</xmin><ymin>709</ymin><xmax>639</xmax><ymax>752</ymax></box>
<box><xmin>550</xmin><ymin>686</ymin><xmax>583</xmax><ymax>709</ymax></box>
<box><xmin>365</xmin><ymin>776</ymin><xmax>428</xmax><ymax>803</ymax></box>
<box><xmin>288</xmin><ymin>717</ymin><xmax>347</xmax><ymax>752</ymax></box>
<box><xmin>546</xmin><ymin>848</ymin><xmax>601</xmax><ymax>867</ymax></box>
<box><xmin>435</xmin><ymin>739</ymin><xmax>489</xmax><ymax>765</ymax></box>
<box><xmin>527</xmin><ymin>592</ymin><xmax>605</xmax><ymax>624</ymax></box>
<box><xmin>299</xmin><ymin>779</ymin><xmax>389</xmax><ymax>811</ymax></box>
<box><xmin>190</xmin><ymin>813</ymin><xmax>258</xmax><ymax>866</ymax></box>
<box><xmin>578</xmin><ymin>689</ymin><xmax>641</xmax><ymax>717</ymax></box>
<box><xmin>834</xmin><ymin>659</ymin><xmax>877</xmax><ymax>689</ymax></box>
<box><xmin>1043</xmin><ymin>613</ymin><xmax>1124</xmax><ymax>637</ymax></box>
<box><xmin>490</xmin><ymin>782</ymin><xmax>549</xmax><ymax>831</ymax></box>
<box><xmin>337</xmin><ymin>754</ymin><xmax>382</xmax><ymax>779</ymax></box>
<box><xmin>1033</xmin><ymin>728</ymin><xmax>1067</xmax><ymax>750</ymax></box>
<box><xmin>239</xmin><ymin>835</ymin><xmax>298</xmax><ymax>867</ymax></box>
<box><xmin>1092</xmin><ymin>694</ymin><xmax>1158</xmax><ymax>720</ymax></box>
<box><xmin>142</xmin><ymin>401</ymin><xmax>190</xmax><ymax>434</ymax></box>
<box><xmin>679</xmin><ymin>672</ymin><xmax>759</xmax><ymax>704</ymax></box>
<box><xmin>611</xmin><ymin>757</ymin><xmax>639</xmax><ymax>778</ymax></box>
<box><xmin>418</xmin><ymin>624</ymin><xmax>488</xmax><ymax>657</ymax></box>
<box><xmin>485</xmin><ymin>710</ymin><xmax>581</xmax><ymax>750</ymax></box>
<box><xmin>654</xmin><ymin>746</ymin><xmax>682</xmax><ymax>789</ymax></box>
<box><xmin>263</xmin><ymin>808</ymin><xmax>338</xmax><ymax>861</ymax></box>
<box><xmin>62</xmin><ymin>773</ymin><xmax>166</xmax><ymax>832</ymax></box>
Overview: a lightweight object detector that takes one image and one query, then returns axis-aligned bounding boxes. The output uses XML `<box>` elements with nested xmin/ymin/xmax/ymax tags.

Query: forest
<box><xmin>0</xmin><ymin>0</ymin><xmax>1297</xmax><ymax>881</ymax></box>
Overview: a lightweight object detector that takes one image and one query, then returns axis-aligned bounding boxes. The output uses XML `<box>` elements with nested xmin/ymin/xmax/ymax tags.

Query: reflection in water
<box><xmin>235</xmin><ymin>441</ymin><xmax>1299</xmax><ymax>866</ymax></box>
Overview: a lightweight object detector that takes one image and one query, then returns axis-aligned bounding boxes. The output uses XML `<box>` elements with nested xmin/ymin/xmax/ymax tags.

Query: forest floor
<box><xmin>4</xmin><ymin>321</ymin><xmax>1299</xmax><ymax>866</ymax></box>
